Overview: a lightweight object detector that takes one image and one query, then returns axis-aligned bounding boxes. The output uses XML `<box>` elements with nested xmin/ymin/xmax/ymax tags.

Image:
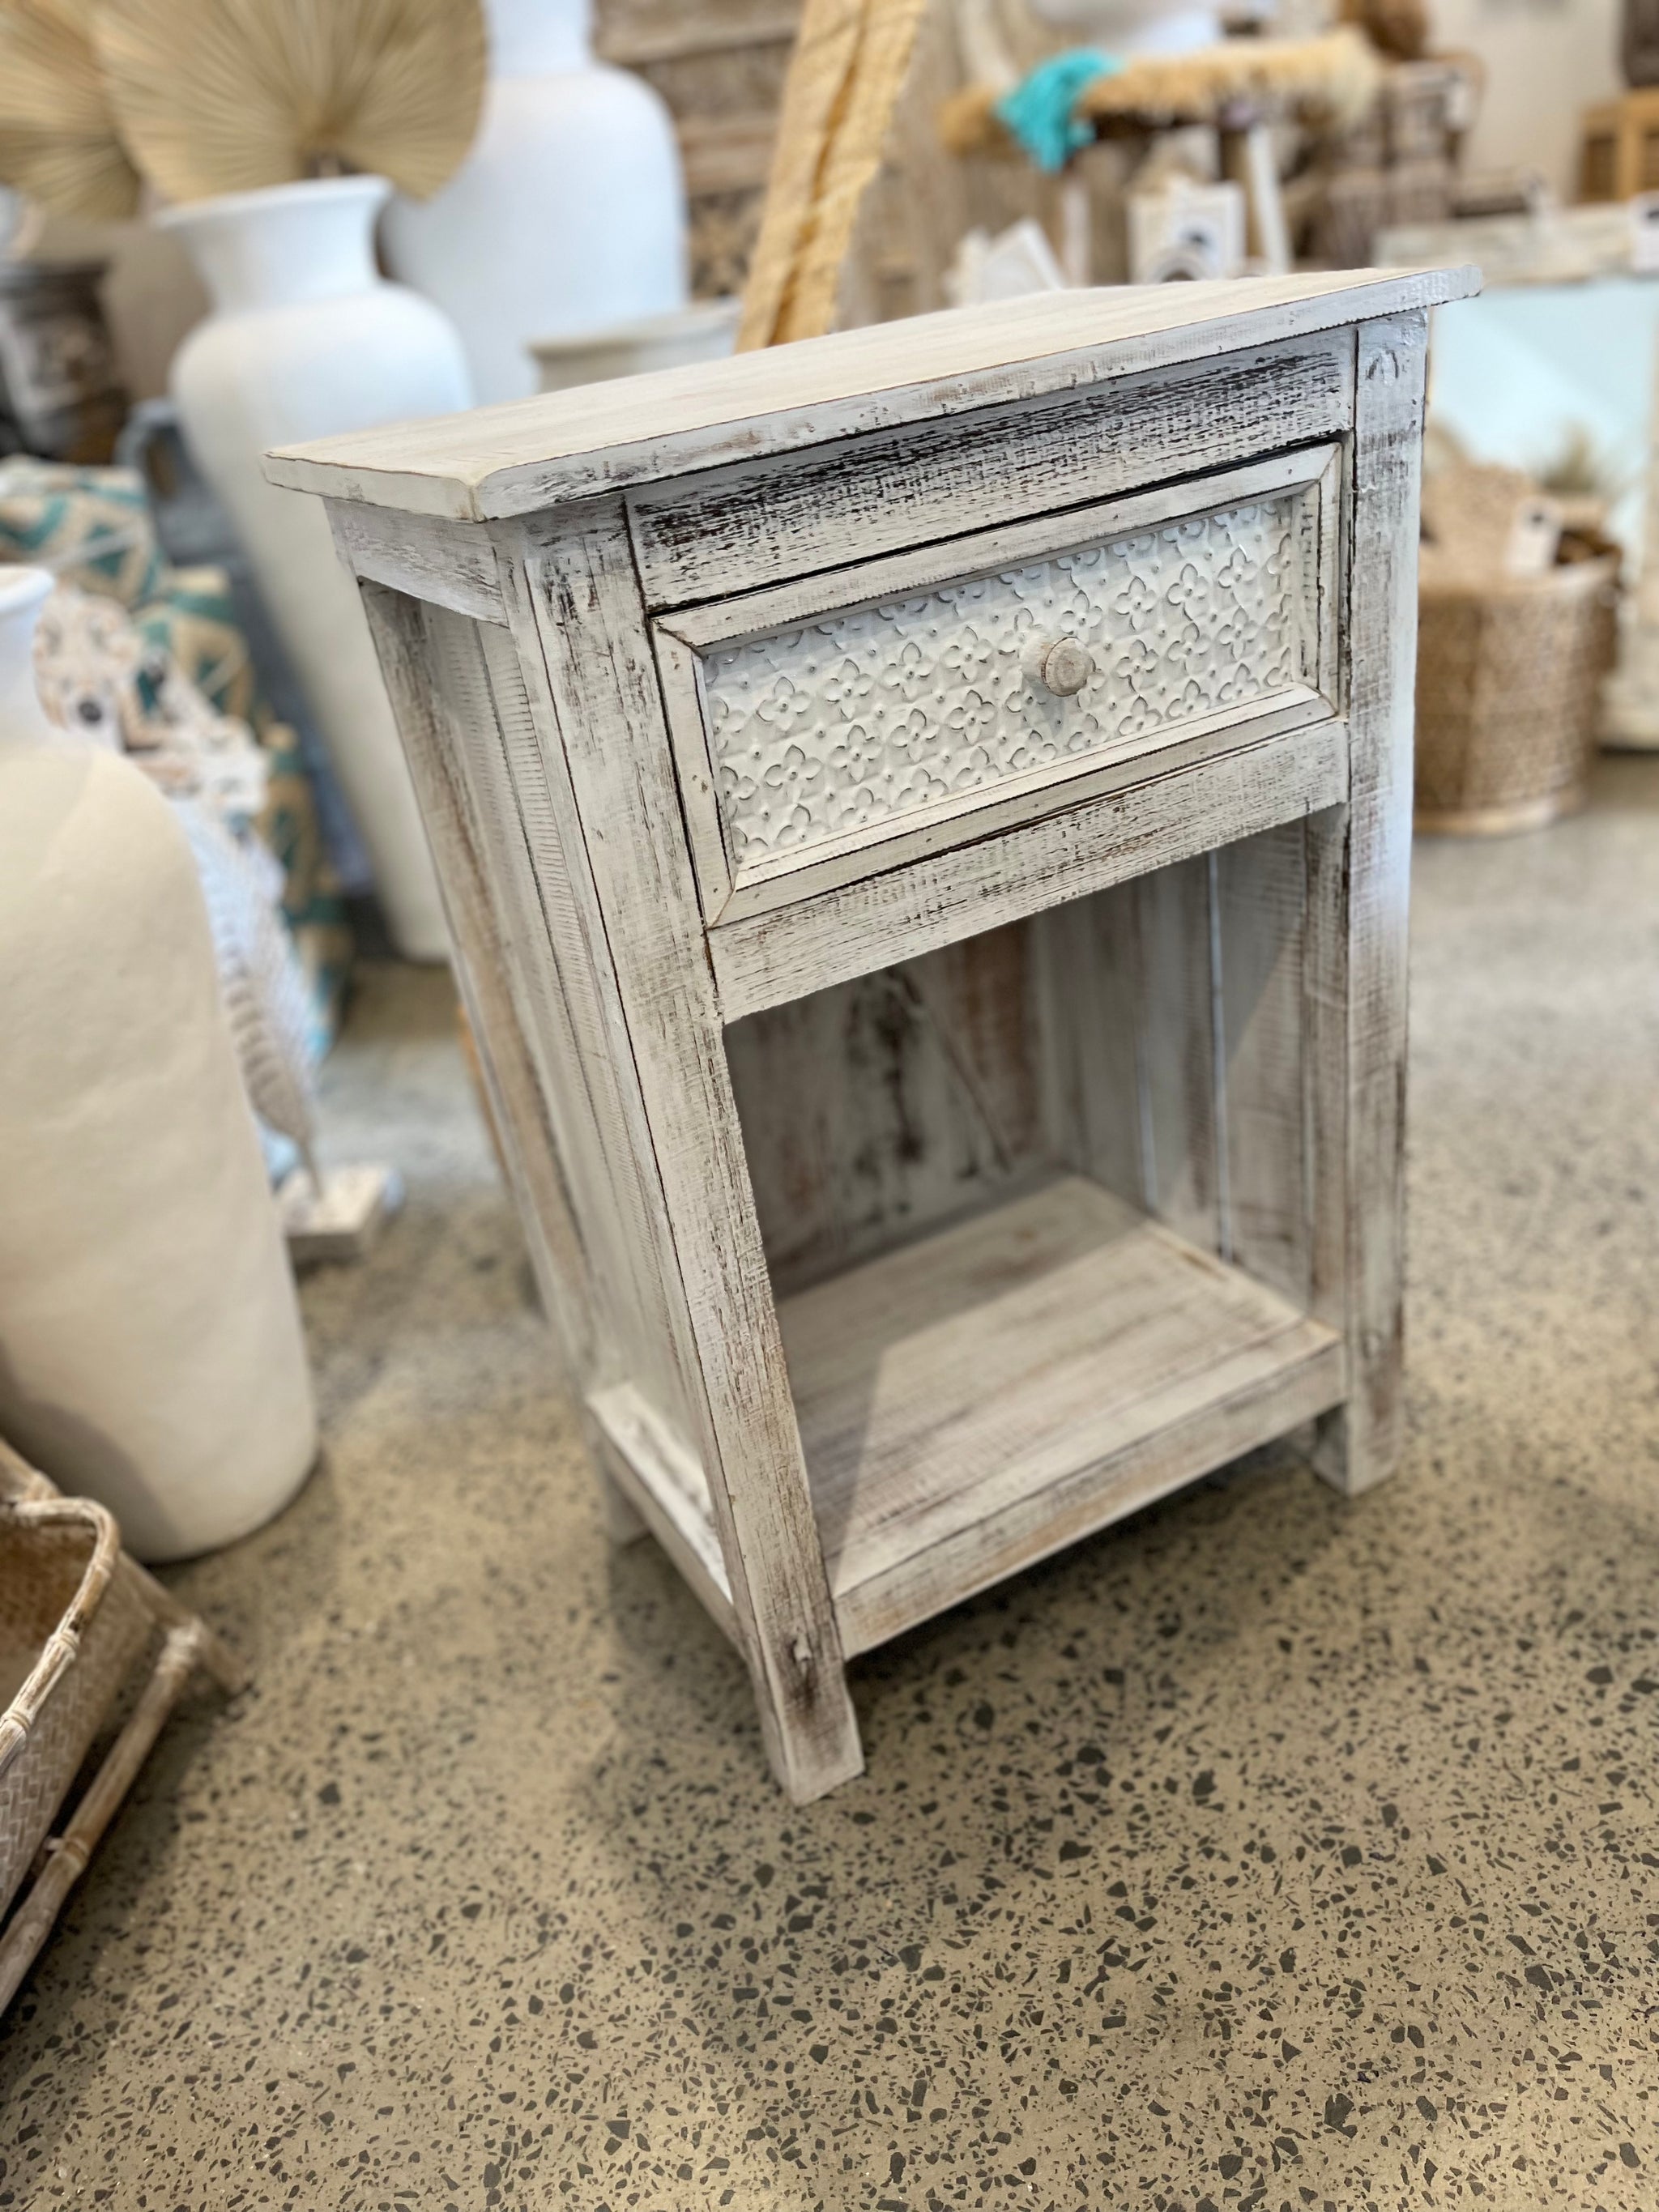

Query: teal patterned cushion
<box><xmin>132</xmin><ymin>565</ymin><xmax>256</xmax><ymax>722</ymax></box>
<box><xmin>0</xmin><ymin>456</ymin><xmax>165</xmax><ymax>606</ymax></box>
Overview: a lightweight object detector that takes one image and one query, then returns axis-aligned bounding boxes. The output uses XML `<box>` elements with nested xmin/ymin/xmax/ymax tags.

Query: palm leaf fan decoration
<box><xmin>0</xmin><ymin>0</ymin><xmax>140</xmax><ymax>219</ymax></box>
<box><xmin>93</xmin><ymin>0</ymin><xmax>487</xmax><ymax>205</ymax></box>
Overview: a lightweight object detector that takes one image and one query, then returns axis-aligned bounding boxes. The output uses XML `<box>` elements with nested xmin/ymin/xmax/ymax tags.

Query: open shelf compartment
<box><xmin>589</xmin><ymin>824</ymin><xmax>1347</xmax><ymax>1658</ymax></box>
<box><xmin>779</xmin><ymin>1173</ymin><xmax>1342</xmax><ymax>1653</ymax></box>
<box><xmin>591</xmin><ymin>1164</ymin><xmax>1343</xmax><ymax>1660</ymax></box>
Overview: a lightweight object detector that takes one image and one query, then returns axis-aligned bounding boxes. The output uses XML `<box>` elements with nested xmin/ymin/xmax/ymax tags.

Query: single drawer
<box><xmin>655</xmin><ymin>446</ymin><xmax>1341</xmax><ymax>925</ymax></box>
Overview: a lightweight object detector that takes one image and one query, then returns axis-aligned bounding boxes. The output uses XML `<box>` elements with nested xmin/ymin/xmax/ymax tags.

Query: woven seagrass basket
<box><xmin>0</xmin><ymin>1493</ymin><xmax>148</xmax><ymax>1924</ymax></box>
<box><xmin>0</xmin><ymin>1439</ymin><xmax>244</xmax><ymax>2011</ymax></box>
<box><xmin>1415</xmin><ymin>551</ymin><xmax>1620</xmax><ymax>835</ymax></box>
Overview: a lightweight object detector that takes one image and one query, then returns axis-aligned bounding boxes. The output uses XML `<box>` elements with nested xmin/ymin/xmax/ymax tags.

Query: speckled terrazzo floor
<box><xmin>5</xmin><ymin>760</ymin><xmax>1659</xmax><ymax>2212</ymax></box>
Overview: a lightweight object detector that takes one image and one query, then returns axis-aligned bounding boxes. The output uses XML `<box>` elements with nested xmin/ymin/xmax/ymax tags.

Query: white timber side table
<box><xmin>267</xmin><ymin>269</ymin><xmax>1478</xmax><ymax>1801</ymax></box>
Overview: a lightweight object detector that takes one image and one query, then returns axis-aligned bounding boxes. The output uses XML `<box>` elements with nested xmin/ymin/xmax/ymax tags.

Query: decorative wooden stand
<box><xmin>268</xmin><ymin>269</ymin><xmax>1475</xmax><ymax>1800</ymax></box>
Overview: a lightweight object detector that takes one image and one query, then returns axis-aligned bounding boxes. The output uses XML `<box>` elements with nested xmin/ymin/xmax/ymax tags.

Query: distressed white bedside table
<box><xmin>268</xmin><ymin>269</ymin><xmax>1478</xmax><ymax>1800</ymax></box>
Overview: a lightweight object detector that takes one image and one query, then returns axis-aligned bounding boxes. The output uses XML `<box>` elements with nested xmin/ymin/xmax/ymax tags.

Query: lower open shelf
<box><xmin>779</xmin><ymin>1175</ymin><xmax>1344</xmax><ymax>1652</ymax></box>
<box><xmin>592</xmin><ymin>1175</ymin><xmax>1345</xmax><ymax>1660</ymax></box>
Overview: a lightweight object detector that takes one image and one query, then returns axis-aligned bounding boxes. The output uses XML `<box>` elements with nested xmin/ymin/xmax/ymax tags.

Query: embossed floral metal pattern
<box><xmin>702</xmin><ymin>488</ymin><xmax>1320</xmax><ymax>872</ymax></box>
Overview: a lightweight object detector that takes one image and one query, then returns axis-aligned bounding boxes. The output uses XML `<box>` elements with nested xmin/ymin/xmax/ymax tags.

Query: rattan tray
<box><xmin>0</xmin><ymin>1439</ymin><xmax>245</xmax><ymax>2012</ymax></box>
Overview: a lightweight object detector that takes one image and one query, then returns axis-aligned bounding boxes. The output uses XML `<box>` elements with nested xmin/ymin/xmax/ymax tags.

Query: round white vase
<box><xmin>382</xmin><ymin>0</ymin><xmax>688</xmax><ymax>406</ymax></box>
<box><xmin>531</xmin><ymin>298</ymin><xmax>740</xmax><ymax>393</ymax></box>
<box><xmin>160</xmin><ymin>175</ymin><xmax>472</xmax><ymax>961</ymax></box>
<box><xmin>1025</xmin><ymin>0</ymin><xmax>1222</xmax><ymax>53</ymax></box>
<box><xmin>0</xmin><ymin>565</ymin><xmax>318</xmax><ymax>1561</ymax></box>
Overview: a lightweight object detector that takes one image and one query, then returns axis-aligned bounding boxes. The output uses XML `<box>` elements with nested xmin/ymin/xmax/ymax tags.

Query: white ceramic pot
<box><xmin>1025</xmin><ymin>0</ymin><xmax>1222</xmax><ymax>53</ymax></box>
<box><xmin>531</xmin><ymin>297</ymin><xmax>740</xmax><ymax>393</ymax></box>
<box><xmin>161</xmin><ymin>175</ymin><xmax>471</xmax><ymax>961</ymax></box>
<box><xmin>0</xmin><ymin>565</ymin><xmax>317</xmax><ymax>1561</ymax></box>
<box><xmin>382</xmin><ymin>0</ymin><xmax>688</xmax><ymax>406</ymax></box>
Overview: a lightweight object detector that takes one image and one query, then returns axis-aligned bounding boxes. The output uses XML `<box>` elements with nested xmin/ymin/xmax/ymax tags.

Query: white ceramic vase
<box><xmin>161</xmin><ymin>175</ymin><xmax>472</xmax><ymax>961</ymax></box>
<box><xmin>382</xmin><ymin>0</ymin><xmax>688</xmax><ymax>406</ymax></box>
<box><xmin>1025</xmin><ymin>0</ymin><xmax>1222</xmax><ymax>53</ymax></box>
<box><xmin>531</xmin><ymin>298</ymin><xmax>740</xmax><ymax>393</ymax></box>
<box><xmin>0</xmin><ymin>565</ymin><xmax>317</xmax><ymax>1561</ymax></box>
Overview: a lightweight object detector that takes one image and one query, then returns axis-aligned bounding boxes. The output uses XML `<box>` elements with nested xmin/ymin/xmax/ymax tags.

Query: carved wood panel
<box><xmin>699</xmin><ymin>484</ymin><xmax>1322</xmax><ymax>874</ymax></box>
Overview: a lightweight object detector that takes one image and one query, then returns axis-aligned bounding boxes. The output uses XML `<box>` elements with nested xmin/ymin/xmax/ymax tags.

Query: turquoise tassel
<box><xmin>994</xmin><ymin>48</ymin><xmax>1120</xmax><ymax>175</ymax></box>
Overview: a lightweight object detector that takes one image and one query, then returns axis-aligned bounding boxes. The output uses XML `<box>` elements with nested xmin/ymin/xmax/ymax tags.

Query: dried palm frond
<box><xmin>94</xmin><ymin>0</ymin><xmax>486</xmax><ymax>205</ymax></box>
<box><xmin>0</xmin><ymin>0</ymin><xmax>140</xmax><ymax>220</ymax></box>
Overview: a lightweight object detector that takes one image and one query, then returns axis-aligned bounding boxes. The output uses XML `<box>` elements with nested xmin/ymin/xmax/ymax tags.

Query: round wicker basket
<box><xmin>1415</xmin><ymin>552</ymin><xmax>1620</xmax><ymax>836</ymax></box>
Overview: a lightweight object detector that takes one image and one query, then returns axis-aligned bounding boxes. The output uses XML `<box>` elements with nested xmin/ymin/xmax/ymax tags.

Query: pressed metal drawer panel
<box><xmin>655</xmin><ymin>446</ymin><xmax>1341</xmax><ymax>923</ymax></box>
<box><xmin>704</xmin><ymin>486</ymin><xmax>1320</xmax><ymax>875</ymax></box>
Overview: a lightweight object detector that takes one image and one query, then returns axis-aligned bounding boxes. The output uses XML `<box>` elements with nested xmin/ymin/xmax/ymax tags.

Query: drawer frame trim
<box><xmin>708</xmin><ymin>716</ymin><xmax>1350</xmax><ymax>1024</ymax></box>
<box><xmin>624</xmin><ymin>329</ymin><xmax>1357</xmax><ymax>607</ymax></box>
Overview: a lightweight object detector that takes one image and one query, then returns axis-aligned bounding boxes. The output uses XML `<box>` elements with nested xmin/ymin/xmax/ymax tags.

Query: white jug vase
<box><xmin>161</xmin><ymin>175</ymin><xmax>472</xmax><ymax>961</ymax></box>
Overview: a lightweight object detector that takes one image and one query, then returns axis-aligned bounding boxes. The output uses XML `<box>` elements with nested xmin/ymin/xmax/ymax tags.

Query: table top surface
<box><xmin>265</xmin><ymin>266</ymin><xmax>1478</xmax><ymax>524</ymax></box>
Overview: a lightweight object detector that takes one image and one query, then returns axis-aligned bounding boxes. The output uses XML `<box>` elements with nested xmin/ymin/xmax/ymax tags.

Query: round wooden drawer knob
<box><xmin>1030</xmin><ymin>636</ymin><xmax>1094</xmax><ymax>697</ymax></box>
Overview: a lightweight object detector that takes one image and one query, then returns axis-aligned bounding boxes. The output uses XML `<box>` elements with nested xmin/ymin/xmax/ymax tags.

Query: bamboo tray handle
<box><xmin>0</xmin><ymin>1436</ymin><xmax>246</xmax><ymax>1697</ymax></box>
<box><xmin>0</xmin><ymin>1497</ymin><xmax>123</xmax><ymax>1783</ymax></box>
<box><xmin>0</xmin><ymin>1432</ymin><xmax>249</xmax><ymax>2011</ymax></box>
<box><xmin>0</xmin><ymin>1622</ymin><xmax>210</xmax><ymax>2013</ymax></box>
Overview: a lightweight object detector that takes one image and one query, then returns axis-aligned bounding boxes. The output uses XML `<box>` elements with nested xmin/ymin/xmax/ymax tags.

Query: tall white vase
<box><xmin>161</xmin><ymin>176</ymin><xmax>472</xmax><ymax>961</ymax></box>
<box><xmin>0</xmin><ymin>565</ymin><xmax>318</xmax><ymax>1561</ymax></box>
<box><xmin>382</xmin><ymin>0</ymin><xmax>687</xmax><ymax>406</ymax></box>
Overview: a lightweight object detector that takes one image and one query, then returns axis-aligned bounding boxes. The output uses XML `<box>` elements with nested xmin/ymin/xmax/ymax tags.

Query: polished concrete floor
<box><xmin>3</xmin><ymin>761</ymin><xmax>1658</xmax><ymax>2212</ymax></box>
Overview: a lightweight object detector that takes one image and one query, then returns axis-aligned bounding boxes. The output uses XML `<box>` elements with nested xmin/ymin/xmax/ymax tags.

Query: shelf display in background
<box><xmin>0</xmin><ymin>259</ymin><xmax>127</xmax><ymax>465</ymax></box>
<box><xmin>12</xmin><ymin>0</ymin><xmax>491</xmax><ymax>961</ymax></box>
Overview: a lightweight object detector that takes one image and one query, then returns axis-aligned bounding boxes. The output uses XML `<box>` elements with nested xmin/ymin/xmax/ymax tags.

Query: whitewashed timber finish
<box><xmin>267</xmin><ymin>271</ymin><xmax>1474</xmax><ymax>519</ymax></box>
<box><xmin>268</xmin><ymin>268</ymin><xmax>1479</xmax><ymax>1802</ymax></box>
<box><xmin>701</xmin><ymin>488</ymin><xmax>1322</xmax><ymax>866</ymax></box>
